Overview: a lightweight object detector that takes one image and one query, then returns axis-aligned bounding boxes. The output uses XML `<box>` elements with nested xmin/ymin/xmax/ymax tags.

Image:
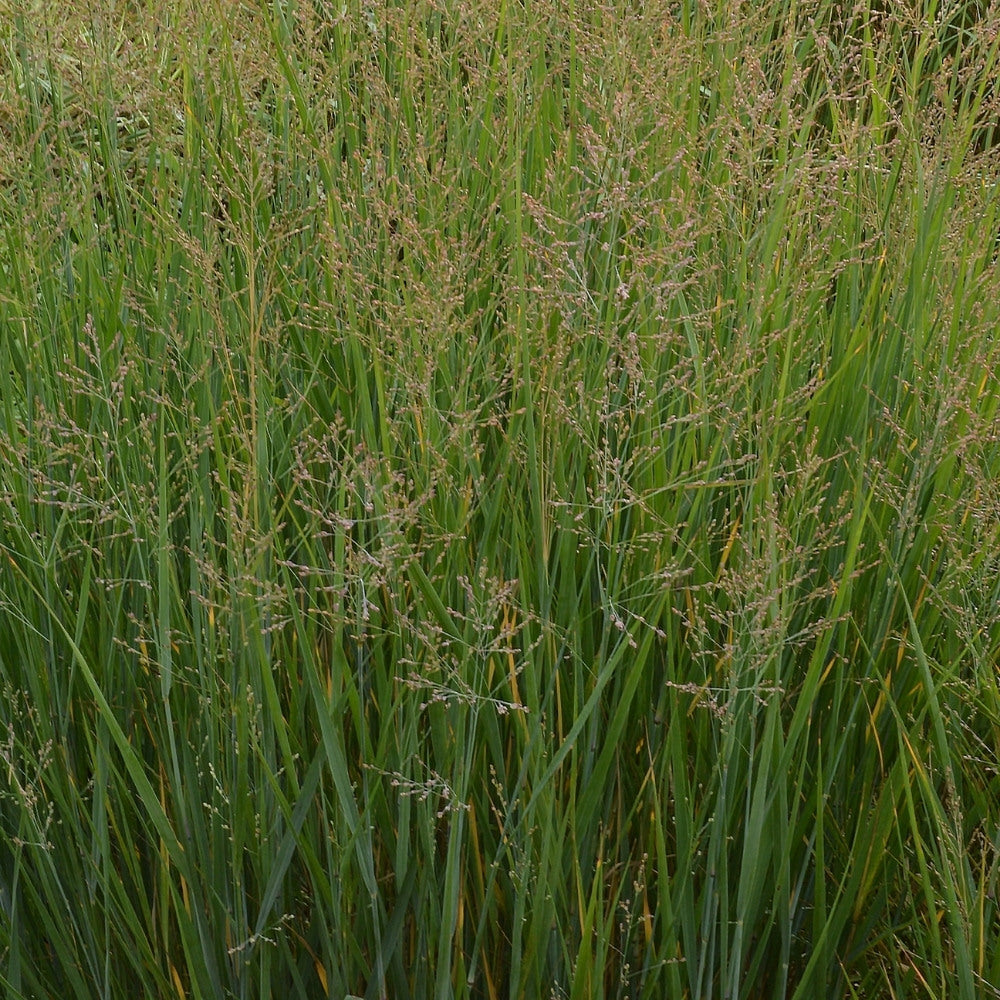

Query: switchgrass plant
<box><xmin>2</xmin><ymin>0</ymin><xmax>1000</xmax><ymax>996</ymax></box>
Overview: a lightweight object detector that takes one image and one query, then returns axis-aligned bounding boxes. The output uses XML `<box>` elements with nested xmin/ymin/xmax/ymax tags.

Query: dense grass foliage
<box><xmin>2</xmin><ymin>0</ymin><xmax>1000</xmax><ymax>997</ymax></box>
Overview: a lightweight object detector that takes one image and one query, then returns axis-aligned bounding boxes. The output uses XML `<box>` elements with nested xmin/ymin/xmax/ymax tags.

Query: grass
<box><xmin>1</xmin><ymin>0</ymin><xmax>1000</xmax><ymax>997</ymax></box>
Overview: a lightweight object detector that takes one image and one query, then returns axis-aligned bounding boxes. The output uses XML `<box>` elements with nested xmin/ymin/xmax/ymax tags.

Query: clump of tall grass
<box><xmin>2</xmin><ymin>0</ymin><xmax>1000</xmax><ymax>997</ymax></box>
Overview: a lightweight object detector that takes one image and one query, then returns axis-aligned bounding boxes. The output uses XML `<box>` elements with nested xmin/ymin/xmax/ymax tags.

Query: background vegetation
<box><xmin>2</xmin><ymin>0</ymin><xmax>1000</xmax><ymax>996</ymax></box>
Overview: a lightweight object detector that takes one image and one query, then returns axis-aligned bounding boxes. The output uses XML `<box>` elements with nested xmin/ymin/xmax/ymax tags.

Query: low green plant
<box><xmin>1</xmin><ymin>0</ymin><xmax>999</xmax><ymax>997</ymax></box>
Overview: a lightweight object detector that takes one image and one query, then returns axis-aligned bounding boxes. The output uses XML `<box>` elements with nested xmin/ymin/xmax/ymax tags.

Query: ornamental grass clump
<box><xmin>1</xmin><ymin>0</ymin><xmax>1000</xmax><ymax>998</ymax></box>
